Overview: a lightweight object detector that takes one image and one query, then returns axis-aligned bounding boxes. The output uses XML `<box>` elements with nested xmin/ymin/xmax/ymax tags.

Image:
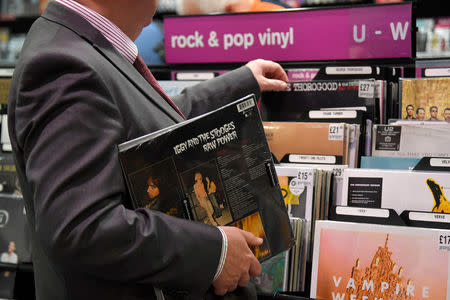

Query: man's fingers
<box><xmin>238</xmin><ymin>273</ymin><xmax>251</xmax><ymax>287</ymax></box>
<box><xmin>246</xmin><ymin>59</ymin><xmax>288</xmax><ymax>92</ymax></box>
<box><xmin>264</xmin><ymin>61</ymin><xmax>289</xmax><ymax>82</ymax></box>
<box><xmin>261</xmin><ymin>78</ymin><xmax>288</xmax><ymax>91</ymax></box>
<box><xmin>214</xmin><ymin>287</ymin><xmax>228</xmax><ymax>296</ymax></box>
<box><xmin>240</xmin><ymin>230</ymin><xmax>264</xmax><ymax>246</ymax></box>
<box><xmin>249</xmin><ymin>256</ymin><xmax>262</xmax><ymax>277</ymax></box>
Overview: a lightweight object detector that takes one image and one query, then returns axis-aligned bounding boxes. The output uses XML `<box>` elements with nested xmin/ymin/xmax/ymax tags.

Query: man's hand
<box><xmin>213</xmin><ymin>226</ymin><xmax>263</xmax><ymax>296</ymax></box>
<box><xmin>246</xmin><ymin>59</ymin><xmax>288</xmax><ymax>92</ymax></box>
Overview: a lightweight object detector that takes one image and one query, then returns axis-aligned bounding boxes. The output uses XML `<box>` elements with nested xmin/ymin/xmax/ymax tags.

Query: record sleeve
<box><xmin>371</xmin><ymin>123</ymin><xmax>450</xmax><ymax>158</ymax></box>
<box><xmin>118</xmin><ymin>95</ymin><xmax>294</xmax><ymax>261</ymax></box>
<box><xmin>360</xmin><ymin>156</ymin><xmax>421</xmax><ymax>170</ymax></box>
<box><xmin>0</xmin><ymin>268</ymin><xmax>16</xmax><ymax>299</ymax></box>
<box><xmin>275</xmin><ymin>165</ymin><xmax>315</xmax><ymax>221</ymax></box>
<box><xmin>263</xmin><ymin>122</ymin><xmax>348</xmax><ymax>165</ymax></box>
<box><xmin>0</xmin><ymin>153</ymin><xmax>21</xmax><ymax>196</ymax></box>
<box><xmin>260</xmin><ymin>80</ymin><xmax>379</xmax><ymax>124</ymax></box>
<box><xmin>311</xmin><ymin>220</ymin><xmax>450</xmax><ymax>300</ymax></box>
<box><xmin>279</xmin><ymin>163</ymin><xmax>347</xmax><ymax>209</ymax></box>
<box><xmin>0</xmin><ymin>195</ymin><xmax>31</xmax><ymax>264</ymax></box>
<box><xmin>399</xmin><ymin>77</ymin><xmax>450</xmax><ymax>121</ymax></box>
<box><xmin>340</xmin><ymin>168</ymin><xmax>450</xmax><ymax>215</ymax></box>
<box><xmin>252</xmin><ymin>250</ymin><xmax>289</xmax><ymax>294</ymax></box>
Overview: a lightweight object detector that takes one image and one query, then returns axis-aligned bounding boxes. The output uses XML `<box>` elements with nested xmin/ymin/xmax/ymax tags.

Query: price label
<box><xmin>358</xmin><ymin>80</ymin><xmax>375</xmax><ymax>98</ymax></box>
<box><xmin>328</xmin><ymin>124</ymin><xmax>344</xmax><ymax>141</ymax></box>
<box><xmin>332</xmin><ymin>167</ymin><xmax>344</xmax><ymax>178</ymax></box>
<box><xmin>438</xmin><ymin>233</ymin><xmax>450</xmax><ymax>252</ymax></box>
<box><xmin>297</xmin><ymin>171</ymin><xmax>312</xmax><ymax>181</ymax></box>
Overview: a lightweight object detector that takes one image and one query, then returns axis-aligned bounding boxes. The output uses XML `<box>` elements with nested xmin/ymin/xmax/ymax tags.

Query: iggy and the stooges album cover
<box><xmin>118</xmin><ymin>94</ymin><xmax>294</xmax><ymax>262</ymax></box>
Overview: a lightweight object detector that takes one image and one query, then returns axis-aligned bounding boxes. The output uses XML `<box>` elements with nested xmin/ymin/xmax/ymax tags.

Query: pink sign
<box><xmin>164</xmin><ymin>3</ymin><xmax>412</xmax><ymax>64</ymax></box>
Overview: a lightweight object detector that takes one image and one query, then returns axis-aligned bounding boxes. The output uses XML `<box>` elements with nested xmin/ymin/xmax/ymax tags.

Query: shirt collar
<box><xmin>54</xmin><ymin>0</ymin><xmax>138</xmax><ymax>64</ymax></box>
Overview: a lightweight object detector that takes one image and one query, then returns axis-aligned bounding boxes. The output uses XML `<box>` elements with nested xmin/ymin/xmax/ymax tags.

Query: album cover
<box><xmin>347</xmin><ymin>124</ymin><xmax>361</xmax><ymax>168</ymax></box>
<box><xmin>399</xmin><ymin>78</ymin><xmax>450</xmax><ymax>122</ymax></box>
<box><xmin>118</xmin><ymin>95</ymin><xmax>294</xmax><ymax>261</ymax></box>
<box><xmin>301</xmin><ymin>110</ymin><xmax>364</xmax><ymax>168</ymax></box>
<box><xmin>252</xmin><ymin>250</ymin><xmax>289</xmax><ymax>294</ymax></box>
<box><xmin>0</xmin><ymin>268</ymin><xmax>16</xmax><ymax>299</ymax></box>
<box><xmin>0</xmin><ymin>153</ymin><xmax>21</xmax><ymax>196</ymax></box>
<box><xmin>260</xmin><ymin>79</ymin><xmax>380</xmax><ymax>124</ymax></box>
<box><xmin>360</xmin><ymin>156</ymin><xmax>421</xmax><ymax>170</ymax></box>
<box><xmin>371</xmin><ymin>123</ymin><xmax>450</xmax><ymax>158</ymax></box>
<box><xmin>263</xmin><ymin>122</ymin><xmax>349</xmax><ymax>165</ymax></box>
<box><xmin>279</xmin><ymin>163</ymin><xmax>347</xmax><ymax>209</ymax></box>
<box><xmin>340</xmin><ymin>168</ymin><xmax>450</xmax><ymax>215</ymax></box>
<box><xmin>0</xmin><ymin>195</ymin><xmax>31</xmax><ymax>264</ymax></box>
<box><xmin>0</xmin><ymin>78</ymin><xmax>11</xmax><ymax>105</ymax></box>
<box><xmin>311</xmin><ymin>220</ymin><xmax>450</xmax><ymax>300</ymax></box>
<box><xmin>275</xmin><ymin>165</ymin><xmax>315</xmax><ymax>221</ymax></box>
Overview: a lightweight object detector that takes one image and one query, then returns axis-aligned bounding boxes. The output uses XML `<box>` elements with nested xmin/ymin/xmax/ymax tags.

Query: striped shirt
<box><xmin>51</xmin><ymin>0</ymin><xmax>227</xmax><ymax>284</ymax></box>
<box><xmin>54</xmin><ymin>0</ymin><xmax>137</xmax><ymax>64</ymax></box>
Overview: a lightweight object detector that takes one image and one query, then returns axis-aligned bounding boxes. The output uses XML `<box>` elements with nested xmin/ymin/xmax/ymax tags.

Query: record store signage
<box><xmin>164</xmin><ymin>3</ymin><xmax>412</xmax><ymax>64</ymax></box>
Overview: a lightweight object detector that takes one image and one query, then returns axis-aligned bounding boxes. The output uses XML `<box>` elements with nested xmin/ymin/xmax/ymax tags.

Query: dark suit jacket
<box><xmin>7</xmin><ymin>2</ymin><xmax>260</xmax><ymax>299</ymax></box>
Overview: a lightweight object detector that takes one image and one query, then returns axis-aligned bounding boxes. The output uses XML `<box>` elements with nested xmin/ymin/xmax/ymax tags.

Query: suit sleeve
<box><xmin>11</xmin><ymin>52</ymin><xmax>222</xmax><ymax>296</ymax></box>
<box><xmin>172</xmin><ymin>66</ymin><xmax>261</xmax><ymax>118</ymax></box>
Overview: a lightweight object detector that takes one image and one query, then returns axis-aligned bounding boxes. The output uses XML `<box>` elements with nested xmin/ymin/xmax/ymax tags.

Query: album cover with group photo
<box><xmin>118</xmin><ymin>94</ymin><xmax>294</xmax><ymax>261</ymax></box>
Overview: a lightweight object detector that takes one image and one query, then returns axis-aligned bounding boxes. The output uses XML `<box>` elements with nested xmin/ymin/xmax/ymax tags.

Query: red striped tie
<box><xmin>133</xmin><ymin>55</ymin><xmax>186</xmax><ymax>120</ymax></box>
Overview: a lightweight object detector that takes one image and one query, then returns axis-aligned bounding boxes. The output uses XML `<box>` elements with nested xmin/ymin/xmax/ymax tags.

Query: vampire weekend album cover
<box><xmin>311</xmin><ymin>220</ymin><xmax>450</xmax><ymax>300</ymax></box>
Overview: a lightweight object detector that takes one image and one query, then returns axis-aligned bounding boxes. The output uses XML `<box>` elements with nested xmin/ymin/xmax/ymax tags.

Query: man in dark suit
<box><xmin>7</xmin><ymin>0</ymin><xmax>288</xmax><ymax>299</ymax></box>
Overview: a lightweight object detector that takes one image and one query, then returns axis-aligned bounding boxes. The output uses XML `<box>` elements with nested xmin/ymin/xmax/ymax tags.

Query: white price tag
<box><xmin>328</xmin><ymin>124</ymin><xmax>344</xmax><ymax>141</ymax></box>
<box><xmin>358</xmin><ymin>81</ymin><xmax>375</xmax><ymax>98</ymax></box>
<box><xmin>297</xmin><ymin>170</ymin><xmax>312</xmax><ymax>181</ymax></box>
<box><xmin>332</xmin><ymin>167</ymin><xmax>344</xmax><ymax>178</ymax></box>
<box><xmin>438</xmin><ymin>233</ymin><xmax>450</xmax><ymax>252</ymax></box>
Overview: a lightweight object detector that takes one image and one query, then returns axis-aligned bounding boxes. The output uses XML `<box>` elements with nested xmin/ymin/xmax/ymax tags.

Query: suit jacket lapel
<box><xmin>41</xmin><ymin>2</ymin><xmax>184</xmax><ymax>123</ymax></box>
